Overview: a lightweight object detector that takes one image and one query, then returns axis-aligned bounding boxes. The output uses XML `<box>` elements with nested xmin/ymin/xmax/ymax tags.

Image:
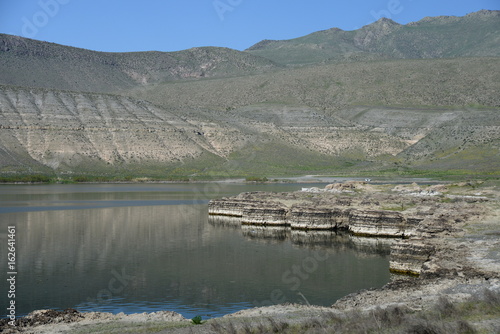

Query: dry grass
<box><xmin>203</xmin><ymin>289</ymin><xmax>499</xmax><ymax>334</ymax></box>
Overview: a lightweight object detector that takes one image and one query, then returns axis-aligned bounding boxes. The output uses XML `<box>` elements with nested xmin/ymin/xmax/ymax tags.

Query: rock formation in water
<box><xmin>208</xmin><ymin>182</ymin><xmax>490</xmax><ymax>276</ymax></box>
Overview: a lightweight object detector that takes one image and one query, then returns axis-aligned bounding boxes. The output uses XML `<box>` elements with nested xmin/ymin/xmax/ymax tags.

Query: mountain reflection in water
<box><xmin>0</xmin><ymin>184</ymin><xmax>390</xmax><ymax>319</ymax></box>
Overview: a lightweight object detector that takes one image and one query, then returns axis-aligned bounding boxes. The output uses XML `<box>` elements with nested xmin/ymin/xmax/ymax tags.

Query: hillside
<box><xmin>0</xmin><ymin>85</ymin><xmax>224</xmax><ymax>176</ymax></box>
<box><xmin>1</xmin><ymin>74</ymin><xmax>498</xmax><ymax>178</ymax></box>
<box><xmin>0</xmin><ymin>10</ymin><xmax>499</xmax><ymax>179</ymax></box>
<box><xmin>0</xmin><ymin>34</ymin><xmax>279</xmax><ymax>93</ymax></box>
<box><xmin>247</xmin><ymin>10</ymin><xmax>500</xmax><ymax>65</ymax></box>
<box><xmin>124</xmin><ymin>56</ymin><xmax>500</xmax><ymax>175</ymax></box>
<box><xmin>129</xmin><ymin>57</ymin><xmax>500</xmax><ymax>111</ymax></box>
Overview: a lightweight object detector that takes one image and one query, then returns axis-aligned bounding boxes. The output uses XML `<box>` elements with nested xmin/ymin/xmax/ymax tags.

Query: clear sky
<box><xmin>0</xmin><ymin>0</ymin><xmax>498</xmax><ymax>53</ymax></box>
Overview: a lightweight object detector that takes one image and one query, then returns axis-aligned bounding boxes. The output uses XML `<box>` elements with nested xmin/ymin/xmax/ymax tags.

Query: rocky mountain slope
<box><xmin>0</xmin><ymin>34</ymin><xmax>279</xmax><ymax>93</ymax></box>
<box><xmin>131</xmin><ymin>57</ymin><xmax>500</xmax><ymax>111</ymax></box>
<box><xmin>1</xmin><ymin>81</ymin><xmax>497</xmax><ymax>177</ymax></box>
<box><xmin>0</xmin><ymin>10</ymin><xmax>499</xmax><ymax>178</ymax></box>
<box><xmin>247</xmin><ymin>10</ymin><xmax>500</xmax><ymax>65</ymax></box>
<box><xmin>0</xmin><ymin>86</ymin><xmax>222</xmax><ymax>175</ymax></box>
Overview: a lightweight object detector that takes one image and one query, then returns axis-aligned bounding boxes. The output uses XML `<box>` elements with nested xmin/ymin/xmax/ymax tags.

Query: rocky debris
<box><xmin>325</xmin><ymin>181</ymin><xmax>374</xmax><ymax>192</ymax></box>
<box><xmin>333</xmin><ymin>276</ymin><xmax>500</xmax><ymax>315</ymax></box>
<box><xmin>0</xmin><ymin>309</ymin><xmax>83</xmax><ymax>333</ymax></box>
<box><xmin>301</xmin><ymin>186</ymin><xmax>325</xmax><ymax>193</ymax></box>
<box><xmin>0</xmin><ymin>310</ymin><xmax>188</xmax><ymax>334</ymax></box>
<box><xmin>301</xmin><ymin>181</ymin><xmax>376</xmax><ymax>193</ymax></box>
<box><xmin>392</xmin><ymin>182</ymin><xmax>422</xmax><ymax>193</ymax></box>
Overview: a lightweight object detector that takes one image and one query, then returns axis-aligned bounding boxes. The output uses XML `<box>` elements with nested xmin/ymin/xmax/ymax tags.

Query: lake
<box><xmin>0</xmin><ymin>183</ymin><xmax>391</xmax><ymax>319</ymax></box>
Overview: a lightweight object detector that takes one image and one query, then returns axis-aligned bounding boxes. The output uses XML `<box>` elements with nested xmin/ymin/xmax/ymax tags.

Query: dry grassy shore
<box><xmin>2</xmin><ymin>181</ymin><xmax>499</xmax><ymax>334</ymax></box>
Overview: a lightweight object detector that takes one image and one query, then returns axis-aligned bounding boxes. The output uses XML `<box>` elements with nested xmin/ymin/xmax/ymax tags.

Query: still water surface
<box><xmin>0</xmin><ymin>183</ymin><xmax>390</xmax><ymax>319</ymax></box>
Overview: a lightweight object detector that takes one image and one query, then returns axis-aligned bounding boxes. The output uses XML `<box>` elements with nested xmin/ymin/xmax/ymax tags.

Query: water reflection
<box><xmin>207</xmin><ymin>216</ymin><xmax>242</xmax><ymax>229</ymax></box>
<box><xmin>209</xmin><ymin>216</ymin><xmax>392</xmax><ymax>256</ymax></box>
<box><xmin>242</xmin><ymin>225</ymin><xmax>289</xmax><ymax>242</ymax></box>
<box><xmin>0</xmin><ymin>184</ymin><xmax>391</xmax><ymax>319</ymax></box>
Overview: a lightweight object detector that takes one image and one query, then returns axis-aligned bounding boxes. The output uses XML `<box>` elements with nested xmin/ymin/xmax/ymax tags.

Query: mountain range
<box><xmin>247</xmin><ymin>10</ymin><xmax>500</xmax><ymax>64</ymax></box>
<box><xmin>0</xmin><ymin>10</ymin><xmax>499</xmax><ymax>180</ymax></box>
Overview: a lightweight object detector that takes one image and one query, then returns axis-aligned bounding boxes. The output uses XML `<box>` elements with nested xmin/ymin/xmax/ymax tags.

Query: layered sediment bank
<box><xmin>209</xmin><ymin>195</ymin><xmax>419</xmax><ymax>237</ymax></box>
<box><xmin>208</xmin><ymin>181</ymin><xmax>493</xmax><ymax>276</ymax></box>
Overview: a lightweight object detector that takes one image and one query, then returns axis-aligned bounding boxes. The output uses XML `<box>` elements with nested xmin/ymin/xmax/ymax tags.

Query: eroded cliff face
<box><xmin>208</xmin><ymin>192</ymin><xmax>420</xmax><ymax>237</ymax></box>
<box><xmin>389</xmin><ymin>240</ymin><xmax>435</xmax><ymax>275</ymax></box>
<box><xmin>1</xmin><ymin>82</ymin><xmax>499</xmax><ymax>175</ymax></box>
<box><xmin>242</xmin><ymin>204</ymin><xmax>288</xmax><ymax>226</ymax></box>
<box><xmin>289</xmin><ymin>206</ymin><xmax>350</xmax><ymax>230</ymax></box>
<box><xmin>0</xmin><ymin>85</ymin><xmax>407</xmax><ymax>174</ymax></box>
<box><xmin>209</xmin><ymin>182</ymin><xmax>491</xmax><ymax>276</ymax></box>
<box><xmin>0</xmin><ymin>86</ymin><xmax>220</xmax><ymax>172</ymax></box>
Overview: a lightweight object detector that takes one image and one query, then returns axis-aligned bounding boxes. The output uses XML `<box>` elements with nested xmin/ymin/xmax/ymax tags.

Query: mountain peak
<box><xmin>376</xmin><ymin>17</ymin><xmax>399</xmax><ymax>24</ymax></box>
<box><xmin>465</xmin><ymin>9</ymin><xmax>500</xmax><ymax>19</ymax></box>
<box><xmin>245</xmin><ymin>9</ymin><xmax>500</xmax><ymax>65</ymax></box>
<box><xmin>318</xmin><ymin>27</ymin><xmax>345</xmax><ymax>33</ymax></box>
<box><xmin>246</xmin><ymin>39</ymin><xmax>279</xmax><ymax>51</ymax></box>
<box><xmin>364</xmin><ymin>17</ymin><xmax>401</xmax><ymax>29</ymax></box>
<box><xmin>357</xmin><ymin>17</ymin><xmax>402</xmax><ymax>41</ymax></box>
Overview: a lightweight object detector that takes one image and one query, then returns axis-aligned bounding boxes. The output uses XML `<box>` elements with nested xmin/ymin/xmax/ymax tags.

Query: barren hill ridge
<box><xmin>246</xmin><ymin>9</ymin><xmax>500</xmax><ymax>64</ymax></box>
<box><xmin>0</xmin><ymin>10</ymin><xmax>499</xmax><ymax>178</ymax></box>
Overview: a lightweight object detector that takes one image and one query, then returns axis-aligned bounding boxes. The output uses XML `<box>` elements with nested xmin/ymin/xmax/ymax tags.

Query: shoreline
<box><xmin>0</xmin><ymin>174</ymin><xmax>469</xmax><ymax>186</ymax></box>
<box><xmin>2</xmin><ymin>181</ymin><xmax>499</xmax><ymax>333</ymax></box>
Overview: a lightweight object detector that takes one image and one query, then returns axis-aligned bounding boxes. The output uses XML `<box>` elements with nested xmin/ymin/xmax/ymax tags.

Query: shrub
<box><xmin>191</xmin><ymin>315</ymin><xmax>203</xmax><ymax>325</ymax></box>
<box><xmin>245</xmin><ymin>176</ymin><xmax>268</xmax><ymax>182</ymax></box>
<box><xmin>435</xmin><ymin>296</ymin><xmax>457</xmax><ymax>318</ymax></box>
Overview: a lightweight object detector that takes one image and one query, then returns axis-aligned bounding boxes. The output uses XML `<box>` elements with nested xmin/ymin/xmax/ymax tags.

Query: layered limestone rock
<box><xmin>208</xmin><ymin>183</ymin><xmax>491</xmax><ymax>277</ymax></box>
<box><xmin>389</xmin><ymin>239</ymin><xmax>436</xmax><ymax>275</ymax></box>
<box><xmin>242</xmin><ymin>204</ymin><xmax>288</xmax><ymax>226</ymax></box>
<box><xmin>348</xmin><ymin>210</ymin><xmax>423</xmax><ymax>237</ymax></box>
<box><xmin>208</xmin><ymin>199</ymin><xmax>417</xmax><ymax>237</ymax></box>
<box><xmin>348</xmin><ymin>209</ymin><xmax>406</xmax><ymax>237</ymax></box>
<box><xmin>207</xmin><ymin>199</ymin><xmax>251</xmax><ymax>217</ymax></box>
<box><xmin>207</xmin><ymin>198</ymin><xmax>287</xmax><ymax>223</ymax></box>
<box><xmin>289</xmin><ymin>205</ymin><xmax>350</xmax><ymax>230</ymax></box>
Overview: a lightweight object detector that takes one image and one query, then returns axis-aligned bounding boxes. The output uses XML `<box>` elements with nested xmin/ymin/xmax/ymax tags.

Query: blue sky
<box><xmin>0</xmin><ymin>0</ymin><xmax>498</xmax><ymax>52</ymax></box>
